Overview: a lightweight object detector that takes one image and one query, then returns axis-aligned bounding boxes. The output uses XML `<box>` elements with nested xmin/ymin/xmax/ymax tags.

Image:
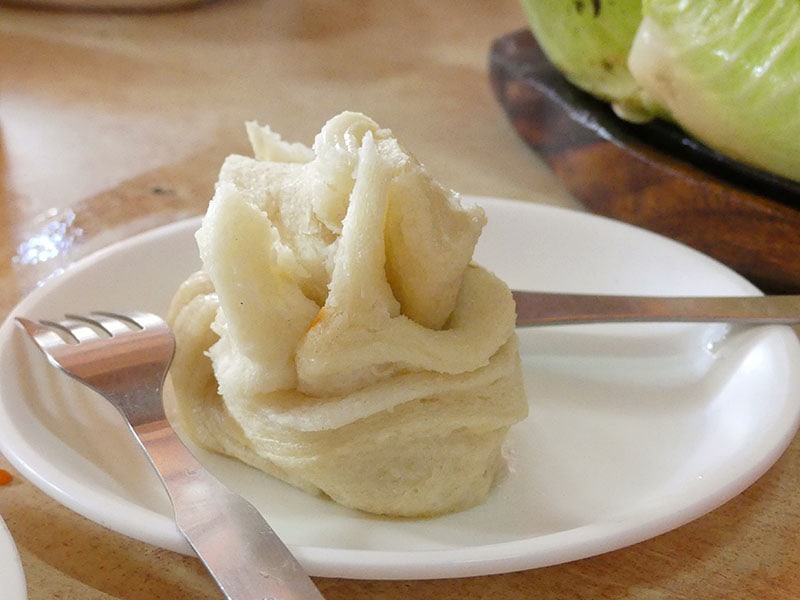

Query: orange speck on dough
<box><xmin>307</xmin><ymin>308</ymin><xmax>325</xmax><ymax>332</ymax></box>
<box><xmin>0</xmin><ymin>469</ymin><xmax>13</xmax><ymax>486</ymax></box>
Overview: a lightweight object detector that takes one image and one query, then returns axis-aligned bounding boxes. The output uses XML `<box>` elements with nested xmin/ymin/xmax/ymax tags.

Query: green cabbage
<box><xmin>519</xmin><ymin>0</ymin><xmax>667</xmax><ymax>121</ymax></box>
<box><xmin>520</xmin><ymin>0</ymin><xmax>800</xmax><ymax>182</ymax></box>
<box><xmin>629</xmin><ymin>0</ymin><xmax>800</xmax><ymax>182</ymax></box>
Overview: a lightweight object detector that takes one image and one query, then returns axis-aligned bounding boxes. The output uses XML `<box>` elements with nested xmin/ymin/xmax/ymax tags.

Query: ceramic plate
<box><xmin>0</xmin><ymin>514</ymin><xmax>26</xmax><ymax>600</ymax></box>
<box><xmin>1</xmin><ymin>197</ymin><xmax>799</xmax><ymax>580</ymax></box>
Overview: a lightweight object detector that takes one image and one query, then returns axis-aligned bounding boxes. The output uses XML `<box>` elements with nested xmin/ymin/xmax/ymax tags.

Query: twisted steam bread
<box><xmin>167</xmin><ymin>112</ymin><xmax>527</xmax><ymax>517</ymax></box>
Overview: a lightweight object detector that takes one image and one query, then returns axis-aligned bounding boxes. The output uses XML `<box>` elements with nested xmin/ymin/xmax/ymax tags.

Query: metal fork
<box><xmin>16</xmin><ymin>311</ymin><xmax>324</xmax><ymax>600</ymax></box>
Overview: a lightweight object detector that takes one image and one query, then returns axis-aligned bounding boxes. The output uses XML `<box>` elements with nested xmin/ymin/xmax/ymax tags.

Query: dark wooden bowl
<box><xmin>489</xmin><ymin>29</ymin><xmax>800</xmax><ymax>293</ymax></box>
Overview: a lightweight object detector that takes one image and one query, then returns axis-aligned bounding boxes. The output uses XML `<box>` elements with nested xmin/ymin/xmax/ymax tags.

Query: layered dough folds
<box><xmin>168</xmin><ymin>112</ymin><xmax>527</xmax><ymax>516</ymax></box>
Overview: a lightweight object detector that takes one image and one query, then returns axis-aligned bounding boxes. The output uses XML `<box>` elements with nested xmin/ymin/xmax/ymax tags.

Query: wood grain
<box><xmin>490</xmin><ymin>29</ymin><xmax>800</xmax><ymax>294</ymax></box>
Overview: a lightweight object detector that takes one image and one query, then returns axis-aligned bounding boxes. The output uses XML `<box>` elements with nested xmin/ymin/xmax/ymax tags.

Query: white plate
<box><xmin>0</xmin><ymin>514</ymin><xmax>26</xmax><ymax>600</ymax></box>
<box><xmin>1</xmin><ymin>197</ymin><xmax>799</xmax><ymax>580</ymax></box>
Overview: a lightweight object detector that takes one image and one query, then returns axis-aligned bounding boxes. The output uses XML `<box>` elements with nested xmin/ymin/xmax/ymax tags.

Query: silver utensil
<box><xmin>513</xmin><ymin>290</ymin><xmax>800</xmax><ymax>327</ymax></box>
<box><xmin>16</xmin><ymin>311</ymin><xmax>324</xmax><ymax>600</ymax></box>
<box><xmin>16</xmin><ymin>293</ymin><xmax>798</xmax><ymax>596</ymax></box>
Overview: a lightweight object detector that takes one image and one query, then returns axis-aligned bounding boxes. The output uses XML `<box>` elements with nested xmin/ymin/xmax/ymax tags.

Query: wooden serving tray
<box><xmin>490</xmin><ymin>29</ymin><xmax>800</xmax><ymax>293</ymax></box>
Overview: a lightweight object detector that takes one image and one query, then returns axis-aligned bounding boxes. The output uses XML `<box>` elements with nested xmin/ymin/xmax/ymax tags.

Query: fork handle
<box><xmin>130</xmin><ymin>419</ymin><xmax>325</xmax><ymax>600</ymax></box>
<box><xmin>513</xmin><ymin>291</ymin><xmax>800</xmax><ymax>327</ymax></box>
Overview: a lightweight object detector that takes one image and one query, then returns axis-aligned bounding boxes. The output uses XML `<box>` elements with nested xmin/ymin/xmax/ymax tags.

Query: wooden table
<box><xmin>1</xmin><ymin>2</ymin><xmax>799</xmax><ymax>598</ymax></box>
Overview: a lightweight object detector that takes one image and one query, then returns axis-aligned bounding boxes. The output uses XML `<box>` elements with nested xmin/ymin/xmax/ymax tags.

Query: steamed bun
<box><xmin>168</xmin><ymin>112</ymin><xmax>527</xmax><ymax>516</ymax></box>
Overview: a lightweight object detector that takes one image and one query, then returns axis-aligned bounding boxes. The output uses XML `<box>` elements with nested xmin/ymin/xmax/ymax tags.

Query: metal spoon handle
<box><xmin>512</xmin><ymin>291</ymin><xmax>800</xmax><ymax>327</ymax></box>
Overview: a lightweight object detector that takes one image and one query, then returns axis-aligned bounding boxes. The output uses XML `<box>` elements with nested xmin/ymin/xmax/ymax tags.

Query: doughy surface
<box><xmin>168</xmin><ymin>112</ymin><xmax>527</xmax><ymax>516</ymax></box>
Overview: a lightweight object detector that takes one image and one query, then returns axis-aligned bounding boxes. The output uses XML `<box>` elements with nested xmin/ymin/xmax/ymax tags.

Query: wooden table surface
<box><xmin>1</xmin><ymin>2</ymin><xmax>799</xmax><ymax>599</ymax></box>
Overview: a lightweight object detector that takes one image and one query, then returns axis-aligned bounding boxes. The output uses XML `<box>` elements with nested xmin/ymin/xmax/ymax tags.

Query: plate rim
<box><xmin>1</xmin><ymin>196</ymin><xmax>798</xmax><ymax>580</ymax></box>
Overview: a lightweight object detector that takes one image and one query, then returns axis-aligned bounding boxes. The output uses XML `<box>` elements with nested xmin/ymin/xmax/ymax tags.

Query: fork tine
<box><xmin>15</xmin><ymin>318</ymin><xmax>75</xmax><ymax>373</ymax></box>
<box><xmin>42</xmin><ymin>317</ymin><xmax>103</xmax><ymax>344</ymax></box>
<box><xmin>16</xmin><ymin>318</ymin><xmax>70</xmax><ymax>348</ymax></box>
<box><xmin>71</xmin><ymin>313</ymin><xmax>134</xmax><ymax>337</ymax></box>
<box><xmin>19</xmin><ymin>312</ymin><xmax>156</xmax><ymax>348</ymax></box>
<box><xmin>101</xmin><ymin>311</ymin><xmax>169</xmax><ymax>332</ymax></box>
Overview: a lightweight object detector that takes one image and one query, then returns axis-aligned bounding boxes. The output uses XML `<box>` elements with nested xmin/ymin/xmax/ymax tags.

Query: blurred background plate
<box><xmin>0</xmin><ymin>514</ymin><xmax>26</xmax><ymax>600</ymax></box>
<box><xmin>490</xmin><ymin>29</ymin><xmax>800</xmax><ymax>294</ymax></box>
